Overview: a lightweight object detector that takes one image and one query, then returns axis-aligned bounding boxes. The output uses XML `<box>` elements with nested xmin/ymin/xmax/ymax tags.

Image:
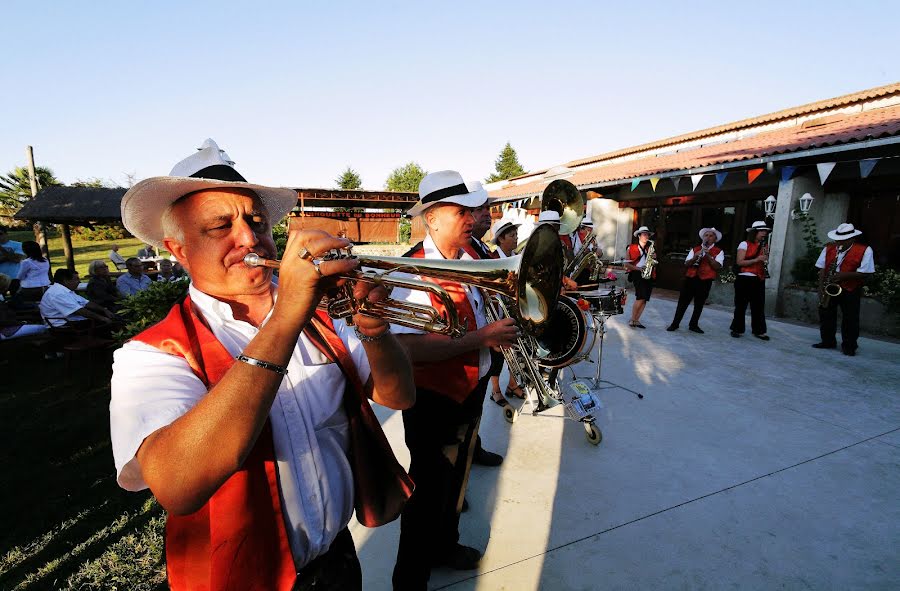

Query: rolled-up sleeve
<box><xmin>109</xmin><ymin>341</ymin><xmax>207</xmax><ymax>491</ymax></box>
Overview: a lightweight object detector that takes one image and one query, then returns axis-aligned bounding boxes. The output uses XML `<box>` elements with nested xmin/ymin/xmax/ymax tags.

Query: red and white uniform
<box><xmin>815</xmin><ymin>243</ymin><xmax>874</xmax><ymax>291</ymax></box>
<box><xmin>737</xmin><ymin>241</ymin><xmax>766</xmax><ymax>279</ymax></box>
<box><xmin>685</xmin><ymin>245</ymin><xmax>724</xmax><ymax>280</ymax></box>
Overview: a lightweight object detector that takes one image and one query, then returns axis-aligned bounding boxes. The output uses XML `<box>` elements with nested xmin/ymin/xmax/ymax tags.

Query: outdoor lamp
<box><xmin>764</xmin><ymin>195</ymin><xmax>777</xmax><ymax>218</ymax></box>
<box><xmin>791</xmin><ymin>193</ymin><xmax>814</xmax><ymax>220</ymax></box>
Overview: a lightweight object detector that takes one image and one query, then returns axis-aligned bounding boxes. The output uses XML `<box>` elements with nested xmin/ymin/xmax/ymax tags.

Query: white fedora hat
<box><xmin>827</xmin><ymin>222</ymin><xmax>862</xmax><ymax>241</ymax></box>
<box><xmin>406</xmin><ymin>170</ymin><xmax>488</xmax><ymax>217</ymax></box>
<box><xmin>633</xmin><ymin>225</ymin><xmax>654</xmax><ymax>237</ymax></box>
<box><xmin>745</xmin><ymin>220</ymin><xmax>771</xmax><ymax>232</ymax></box>
<box><xmin>580</xmin><ymin>214</ymin><xmax>594</xmax><ymax>227</ymax></box>
<box><xmin>121</xmin><ymin>139</ymin><xmax>298</xmax><ymax>248</ymax></box>
<box><xmin>490</xmin><ymin>218</ymin><xmax>520</xmax><ymax>244</ymax></box>
<box><xmin>537</xmin><ymin>210</ymin><xmax>561</xmax><ymax>224</ymax></box>
<box><xmin>699</xmin><ymin>227</ymin><xmax>723</xmax><ymax>242</ymax></box>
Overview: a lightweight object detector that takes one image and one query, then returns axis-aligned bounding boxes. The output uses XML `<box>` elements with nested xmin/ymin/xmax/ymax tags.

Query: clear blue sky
<box><xmin>1</xmin><ymin>0</ymin><xmax>896</xmax><ymax>190</ymax></box>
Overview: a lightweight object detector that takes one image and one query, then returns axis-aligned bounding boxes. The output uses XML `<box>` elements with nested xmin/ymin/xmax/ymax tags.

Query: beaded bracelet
<box><xmin>354</xmin><ymin>325</ymin><xmax>389</xmax><ymax>343</ymax></box>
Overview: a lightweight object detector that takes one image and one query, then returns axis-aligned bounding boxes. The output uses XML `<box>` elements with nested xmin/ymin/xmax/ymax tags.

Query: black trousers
<box><xmin>671</xmin><ymin>277</ymin><xmax>713</xmax><ymax>328</ymax></box>
<box><xmin>730</xmin><ymin>275</ymin><xmax>767</xmax><ymax>335</ymax></box>
<box><xmin>393</xmin><ymin>377</ymin><xmax>488</xmax><ymax>591</ymax></box>
<box><xmin>294</xmin><ymin>527</ymin><xmax>361</xmax><ymax>591</ymax></box>
<box><xmin>819</xmin><ymin>288</ymin><xmax>862</xmax><ymax>352</ymax></box>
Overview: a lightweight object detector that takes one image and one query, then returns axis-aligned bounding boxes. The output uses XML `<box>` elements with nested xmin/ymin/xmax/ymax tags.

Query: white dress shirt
<box><xmin>815</xmin><ymin>245</ymin><xmax>875</xmax><ymax>273</ymax></box>
<box><xmin>17</xmin><ymin>258</ymin><xmax>51</xmax><ymax>288</ymax></box>
<box><xmin>39</xmin><ymin>283</ymin><xmax>89</xmax><ymax>326</ymax></box>
<box><xmin>387</xmin><ymin>234</ymin><xmax>491</xmax><ymax>378</ymax></box>
<box><xmin>110</xmin><ymin>283</ymin><xmax>371</xmax><ymax>567</ymax></box>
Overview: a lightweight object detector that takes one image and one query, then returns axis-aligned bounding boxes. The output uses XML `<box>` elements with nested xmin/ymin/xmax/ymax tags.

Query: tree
<box><xmin>335</xmin><ymin>166</ymin><xmax>363</xmax><ymax>190</ymax></box>
<box><xmin>385</xmin><ymin>162</ymin><xmax>427</xmax><ymax>193</ymax></box>
<box><xmin>485</xmin><ymin>142</ymin><xmax>527</xmax><ymax>183</ymax></box>
<box><xmin>0</xmin><ymin>165</ymin><xmax>61</xmax><ymax>209</ymax></box>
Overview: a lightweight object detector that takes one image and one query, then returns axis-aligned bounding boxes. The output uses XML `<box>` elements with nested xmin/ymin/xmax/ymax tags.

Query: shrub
<box><xmin>114</xmin><ymin>278</ymin><xmax>190</xmax><ymax>342</ymax></box>
<box><xmin>864</xmin><ymin>268</ymin><xmax>900</xmax><ymax>313</ymax></box>
<box><xmin>72</xmin><ymin>224</ymin><xmax>131</xmax><ymax>241</ymax></box>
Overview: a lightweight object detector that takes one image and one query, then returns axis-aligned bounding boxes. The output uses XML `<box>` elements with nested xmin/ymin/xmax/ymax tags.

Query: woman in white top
<box><xmin>16</xmin><ymin>241</ymin><xmax>50</xmax><ymax>301</ymax></box>
<box><xmin>729</xmin><ymin>221</ymin><xmax>770</xmax><ymax>340</ymax></box>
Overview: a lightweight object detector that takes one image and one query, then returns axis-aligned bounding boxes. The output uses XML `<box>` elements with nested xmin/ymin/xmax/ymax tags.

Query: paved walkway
<box><xmin>350</xmin><ymin>296</ymin><xmax>900</xmax><ymax>590</ymax></box>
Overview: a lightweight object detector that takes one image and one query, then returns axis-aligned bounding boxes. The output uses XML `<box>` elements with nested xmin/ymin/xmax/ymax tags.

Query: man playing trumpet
<box><xmin>667</xmin><ymin>227</ymin><xmax>724</xmax><ymax>333</ymax></box>
<box><xmin>110</xmin><ymin>140</ymin><xmax>415</xmax><ymax>591</ymax></box>
<box><xmin>389</xmin><ymin>171</ymin><xmax>519</xmax><ymax>589</ymax></box>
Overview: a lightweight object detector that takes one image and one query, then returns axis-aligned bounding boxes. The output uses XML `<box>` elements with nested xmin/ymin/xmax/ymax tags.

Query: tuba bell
<box><xmin>540</xmin><ymin>179</ymin><xmax>585</xmax><ymax>237</ymax></box>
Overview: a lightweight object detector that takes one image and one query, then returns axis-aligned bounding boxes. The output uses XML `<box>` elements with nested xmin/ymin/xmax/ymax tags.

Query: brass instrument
<box><xmin>540</xmin><ymin>179</ymin><xmax>585</xmax><ymax>237</ymax></box>
<box><xmin>641</xmin><ymin>240</ymin><xmax>658</xmax><ymax>280</ymax></box>
<box><xmin>819</xmin><ymin>245</ymin><xmax>844</xmax><ymax>308</ymax></box>
<box><xmin>566</xmin><ymin>232</ymin><xmax>604</xmax><ymax>283</ymax></box>
<box><xmin>693</xmin><ymin>241</ymin><xmax>712</xmax><ymax>266</ymax></box>
<box><xmin>759</xmin><ymin>233</ymin><xmax>771</xmax><ymax>279</ymax></box>
<box><xmin>243</xmin><ymin>223</ymin><xmax>565</xmax><ymax>339</ymax></box>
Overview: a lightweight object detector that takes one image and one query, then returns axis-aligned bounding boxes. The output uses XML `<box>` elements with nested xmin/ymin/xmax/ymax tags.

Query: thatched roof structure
<box><xmin>14</xmin><ymin>186</ymin><xmax>127</xmax><ymax>225</ymax></box>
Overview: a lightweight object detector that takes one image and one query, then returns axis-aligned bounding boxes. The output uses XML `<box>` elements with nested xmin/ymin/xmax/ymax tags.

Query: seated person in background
<box><xmin>0</xmin><ymin>273</ymin><xmax>49</xmax><ymax>341</ymax></box>
<box><xmin>137</xmin><ymin>243</ymin><xmax>158</xmax><ymax>259</ymax></box>
<box><xmin>109</xmin><ymin>244</ymin><xmax>128</xmax><ymax>270</ymax></box>
<box><xmin>116</xmin><ymin>257</ymin><xmax>152</xmax><ymax>296</ymax></box>
<box><xmin>86</xmin><ymin>260</ymin><xmax>121</xmax><ymax>311</ymax></box>
<box><xmin>40</xmin><ymin>268</ymin><xmax>118</xmax><ymax>327</ymax></box>
<box><xmin>17</xmin><ymin>240</ymin><xmax>51</xmax><ymax>301</ymax></box>
<box><xmin>156</xmin><ymin>258</ymin><xmax>179</xmax><ymax>282</ymax></box>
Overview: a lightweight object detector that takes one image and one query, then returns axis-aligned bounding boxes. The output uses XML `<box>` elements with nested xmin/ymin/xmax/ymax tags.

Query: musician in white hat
<box><xmin>812</xmin><ymin>223</ymin><xmax>874</xmax><ymax>356</ymax></box>
<box><xmin>569</xmin><ymin>213</ymin><xmax>604</xmax><ymax>286</ymax></box>
<box><xmin>109</xmin><ymin>139</ymin><xmax>415</xmax><ymax>590</ymax></box>
<box><xmin>730</xmin><ymin>220</ymin><xmax>771</xmax><ymax>340</ymax></box>
<box><xmin>390</xmin><ymin>170</ymin><xmax>519</xmax><ymax>587</ymax></box>
<box><xmin>667</xmin><ymin>227</ymin><xmax>724</xmax><ymax>333</ymax></box>
<box><xmin>537</xmin><ymin>210</ymin><xmax>578</xmax><ymax>291</ymax></box>
<box><xmin>624</xmin><ymin>226</ymin><xmax>656</xmax><ymax>328</ymax></box>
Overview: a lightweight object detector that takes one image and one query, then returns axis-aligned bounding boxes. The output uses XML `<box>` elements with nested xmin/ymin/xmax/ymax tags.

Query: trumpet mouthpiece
<box><xmin>243</xmin><ymin>253</ymin><xmax>281</xmax><ymax>269</ymax></box>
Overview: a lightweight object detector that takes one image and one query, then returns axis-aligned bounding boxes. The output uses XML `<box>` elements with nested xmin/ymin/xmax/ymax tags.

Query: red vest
<box><xmin>406</xmin><ymin>243</ymin><xmax>481</xmax><ymax>402</ymax></box>
<box><xmin>824</xmin><ymin>242</ymin><xmax>868</xmax><ymax>292</ymax></box>
<box><xmin>685</xmin><ymin>245</ymin><xmax>722</xmax><ymax>281</ymax></box>
<box><xmin>741</xmin><ymin>241</ymin><xmax>765</xmax><ymax>279</ymax></box>
<box><xmin>627</xmin><ymin>243</ymin><xmax>656</xmax><ymax>279</ymax></box>
<box><xmin>464</xmin><ymin>237</ymin><xmax>499</xmax><ymax>260</ymax></box>
<box><xmin>133</xmin><ymin>297</ymin><xmax>412</xmax><ymax>590</ymax></box>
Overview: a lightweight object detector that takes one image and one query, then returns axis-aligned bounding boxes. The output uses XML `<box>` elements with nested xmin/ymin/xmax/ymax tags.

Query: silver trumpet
<box><xmin>243</xmin><ymin>223</ymin><xmax>565</xmax><ymax>339</ymax></box>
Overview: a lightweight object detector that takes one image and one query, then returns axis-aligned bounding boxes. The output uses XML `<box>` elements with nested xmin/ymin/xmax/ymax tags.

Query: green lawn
<box><xmin>0</xmin><ymin>346</ymin><xmax>166</xmax><ymax>590</ymax></box>
<box><xmin>7</xmin><ymin>230</ymin><xmax>169</xmax><ymax>278</ymax></box>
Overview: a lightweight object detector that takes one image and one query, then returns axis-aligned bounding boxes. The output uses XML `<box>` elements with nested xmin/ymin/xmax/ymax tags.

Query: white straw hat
<box><xmin>633</xmin><ymin>225</ymin><xmax>654</xmax><ymax>237</ymax></box>
<box><xmin>406</xmin><ymin>170</ymin><xmax>488</xmax><ymax>217</ymax></box>
<box><xmin>699</xmin><ymin>227</ymin><xmax>722</xmax><ymax>242</ymax></box>
<box><xmin>580</xmin><ymin>214</ymin><xmax>594</xmax><ymax>227</ymax></box>
<box><xmin>745</xmin><ymin>220</ymin><xmax>771</xmax><ymax>232</ymax></box>
<box><xmin>827</xmin><ymin>222</ymin><xmax>862</xmax><ymax>241</ymax></box>
<box><xmin>490</xmin><ymin>219</ymin><xmax>520</xmax><ymax>244</ymax></box>
<box><xmin>121</xmin><ymin>139</ymin><xmax>298</xmax><ymax>248</ymax></box>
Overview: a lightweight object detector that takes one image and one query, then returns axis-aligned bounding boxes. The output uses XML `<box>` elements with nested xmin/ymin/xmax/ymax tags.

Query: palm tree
<box><xmin>0</xmin><ymin>166</ymin><xmax>60</xmax><ymax>210</ymax></box>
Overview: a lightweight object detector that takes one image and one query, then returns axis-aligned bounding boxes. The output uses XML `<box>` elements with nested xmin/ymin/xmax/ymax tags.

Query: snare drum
<box><xmin>535</xmin><ymin>296</ymin><xmax>596</xmax><ymax>369</ymax></box>
<box><xmin>570</xmin><ymin>288</ymin><xmax>627</xmax><ymax>316</ymax></box>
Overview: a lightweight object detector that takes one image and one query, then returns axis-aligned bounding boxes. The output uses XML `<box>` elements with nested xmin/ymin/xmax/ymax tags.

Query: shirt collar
<box><xmin>188</xmin><ymin>281</ymin><xmax>278</xmax><ymax>329</ymax></box>
<box><xmin>423</xmin><ymin>234</ymin><xmax>473</xmax><ymax>261</ymax></box>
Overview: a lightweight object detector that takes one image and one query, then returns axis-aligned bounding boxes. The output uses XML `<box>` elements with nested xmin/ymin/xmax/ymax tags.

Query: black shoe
<box><xmin>433</xmin><ymin>544</ymin><xmax>482</xmax><ymax>570</ymax></box>
<box><xmin>812</xmin><ymin>342</ymin><xmax>837</xmax><ymax>349</ymax></box>
<box><xmin>462</xmin><ymin>497</ymin><xmax>469</xmax><ymax>512</ymax></box>
<box><xmin>472</xmin><ymin>447</ymin><xmax>503</xmax><ymax>467</ymax></box>
<box><xmin>666</xmin><ymin>325</ymin><xmax>678</xmax><ymax>331</ymax></box>
<box><xmin>754</xmin><ymin>334</ymin><xmax>770</xmax><ymax>341</ymax></box>
<box><xmin>730</xmin><ymin>331</ymin><xmax>741</xmax><ymax>338</ymax></box>
<box><xmin>688</xmin><ymin>326</ymin><xmax>704</xmax><ymax>334</ymax></box>
<box><xmin>842</xmin><ymin>348</ymin><xmax>856</xmax><ymax>357</ymax></box>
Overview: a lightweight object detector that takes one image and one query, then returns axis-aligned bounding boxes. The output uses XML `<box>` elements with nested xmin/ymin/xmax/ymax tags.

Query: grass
<box><xmin>0</xmin><ymin>336</ymin><xmax>166</xmax><ymax>590</ymax></box>
<box><xmin>7</xmin><ymin>230</ymin><xmax>169</xmax><ymax>278</ymax></box>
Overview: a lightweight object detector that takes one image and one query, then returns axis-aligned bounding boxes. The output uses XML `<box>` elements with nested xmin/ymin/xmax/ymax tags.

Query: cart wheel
<box><xmin>584</xmin><ymin>422</ymin><xmax>602</xmax><ymax>445</ymax></box>
<box><xmin>504</xmin><ymin>406</ymin><xmax>516</xmax><ymax>424</ymax></box>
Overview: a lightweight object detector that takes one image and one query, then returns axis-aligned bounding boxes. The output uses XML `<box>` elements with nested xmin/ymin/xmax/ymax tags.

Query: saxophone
<box><xmin>758</xmin><ymin>233</ymin><xmax>771</xmax><ymax>279</ymax></box>
<box><xmin>566</xmin><ymin>232</ymin><xmax>602</xmax><ymax>283</ymax></box>
<box><xmin>819</xmin><ymin>245</ymin><xmax>844</xmax><ymax>308</ymax></box>
<box><xmin>641</xmin><ymin>240</ymin><xmax>658</xmax><ymax>280</ymax></box>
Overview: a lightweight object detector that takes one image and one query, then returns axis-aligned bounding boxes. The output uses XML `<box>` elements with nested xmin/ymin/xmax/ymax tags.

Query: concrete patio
<box><xmin>349</xmin><ymin>293</ymin><xmax>900</xmax><ymax>590</ymax></box>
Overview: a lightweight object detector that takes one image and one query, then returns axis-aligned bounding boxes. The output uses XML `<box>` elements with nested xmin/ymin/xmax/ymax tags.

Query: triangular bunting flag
<box><xmin>650</xmin><ymin>177</ymin><xmax>660</xmax><ymax>191</ymax></box>
<box><xmin>631</xmin><ymin>179</ymin><xmax>640</xmax><ymax>191</ymax></box>
<box><xmin>715</xmin><ymin>172</ymin><xmax>728</xmax><ymax>189</ymax></box>
<box><xmin>747</xmin><ymin>168</ymin><xmax>764</xmax><ymax>184</ymax></box>
<box><xmin>671</xmin><ymin>177</ymin><xmax>681</xmax><ymax>191</ymax></box>
<box><xmin>691</xmin><ymin>174</ymin><xmax>704</xmax><ymax>191</ymax></box>
<box><xmin>781</xmin><ymin>166</ymin><xmax>796</xmax><ymax>182</ymax></box>
<box><xmin>817</xmin><ymin>162</ymin><xmax>836</xmax><ymax>185</ymax></box>
<box><xmin>859</xmin><ymin>158</ymin><xmax>879</xmax><ymax>179</ymax></box>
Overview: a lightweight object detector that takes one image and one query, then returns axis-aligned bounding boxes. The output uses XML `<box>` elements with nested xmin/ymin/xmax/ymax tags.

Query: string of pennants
<box><xmin>627</xmin><ymin>154</ymin><xmax>892</xmax><ymax>193</ymax></box>
<box><xmin>493</xmin><ymin>154</ymin><xmax>893</xmax><ymax>210</ymax></box>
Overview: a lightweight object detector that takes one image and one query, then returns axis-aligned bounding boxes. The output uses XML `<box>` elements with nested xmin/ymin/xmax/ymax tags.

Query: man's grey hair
<box><xmin>87</xmin><ymin>259</ymin><xmax>107</xmax><ymax>276</ymax></box>
<box><xmin>160</xmin><ymin>200</ymin><xmax>185</xmax><ymax>244</ymax></box>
